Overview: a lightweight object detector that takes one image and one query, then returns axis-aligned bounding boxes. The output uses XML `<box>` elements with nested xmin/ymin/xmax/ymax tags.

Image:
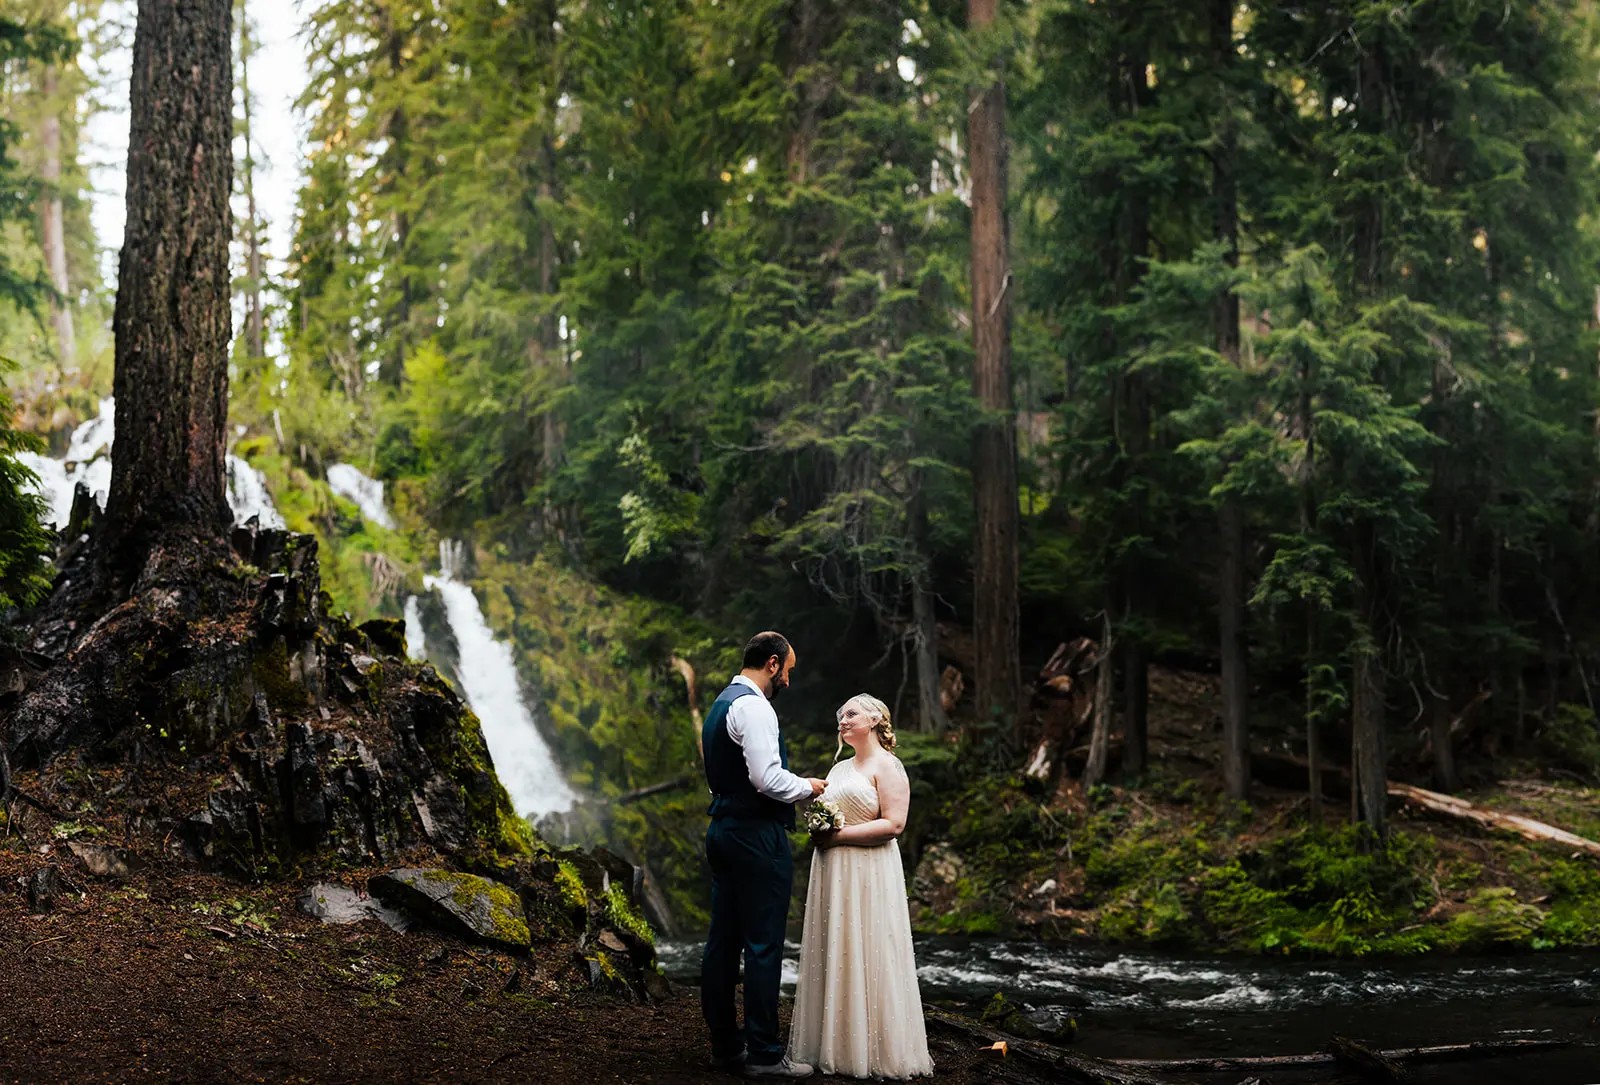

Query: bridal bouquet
<box><xmin>803</xmin><ymin>798</ymin><xmax>843</xmax><ymax>836</ymax></box>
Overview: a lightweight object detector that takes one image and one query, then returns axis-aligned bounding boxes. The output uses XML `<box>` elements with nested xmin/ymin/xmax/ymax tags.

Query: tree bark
<box><xmin>1351</xmin><ymin>527</ymin><xmax>1388</xmax><ymax>839</ymax></box>
<box><xmin>1119</xmin><ymin>639</ymin><xmax>1148</xmax><ymax>776</ymax></box>
<box><xmin>1211</xmin><ymin>0</ymin><xmax>1248</xmax><ymax>800</ymax></box>
<box><xmin>1219</xmin><ymin>497</ymin><xmax>1250</xmax><ymax>799</ymax></box>
<box><xmin>1083</xmin><ymin>614</ymin><xmax>1114</xmax><ymax>789</ymax></box>
<box><xmin>380</xmin><ymin>0</ymin><xmax>410</xmax><ymax>388</ymax></box>
<box><xmin>38</xmin><ymin>64</ymin><xmax>75</xmax><ymax>367</ymax></box>
<box><xmin>238</xmin><ymin>6</ymin><xmax>264</xmax><ymax>359</ymax></box>
<box><xmin>1111</xmin><ymin>23</ymin><xmax>1152</xmax><ymax>773</ymax></box>
<box><xmin>966</xmin><ymin>0</ymin><xmax>1021</xmax><ymax>738</ymax></box>
<box><xmin>1298</xmin><ymin>334</ymin><xmax>1322</xmax><ymax>823</ymax></box>
<box><xmin>910</xmin><ymin>487</ymin><xmax>950</xmax><ymax>733</ymax></box>
<box><xmin>105</xmin><ymin>0</ymin><xmax>234</xmax><ymax>550</ymax></box>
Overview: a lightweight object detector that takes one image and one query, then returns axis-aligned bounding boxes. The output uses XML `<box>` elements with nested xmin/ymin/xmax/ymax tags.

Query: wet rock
<box><xmin>369</xmin><ymin>867</ymin><xmax>530</xmax><ymax>951</ymax></box>
<box><xmin>28</xmin><ymin>865</ymin><xmax>63</xmax><ymax>913</ymax></box>
<box><xmin>298</xmin><ymin>882</ymin><xmax>412</xmax><ymax>932</ymax></box>
<box><xmin>66</xmin><ymin>841</ymin><xmax>135</xmax><ymax>880</ymax></box>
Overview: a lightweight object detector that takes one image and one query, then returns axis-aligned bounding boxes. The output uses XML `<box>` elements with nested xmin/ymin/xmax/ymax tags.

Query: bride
<box><xmin>787</xmin><ymin>694</ymin><xmax>934</xmax><ymax>1079</ymax></box>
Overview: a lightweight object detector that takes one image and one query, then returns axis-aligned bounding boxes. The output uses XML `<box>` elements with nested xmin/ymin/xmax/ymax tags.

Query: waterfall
<box><xmin>327</xmin><ymin>463</ymin><xmax>396</xmax><ymax>529</ymax></box>
<box><xmin>18</xmin><ymin>397</ymin><xmax>285</xmax><ymax>530</ymax></box>
<box><xmin>403</xmin><ymin>594</ymin><xmax>427</xmax><ymax>661</ymax></box>
<box><xmin>326</xmin><ymin>465</ymin><xmax>576</xmax><ymax>818</ymax></box>
<box><xmin>16</xmin><ymin>395</ymin><xmax>114</xmax><ymax>528</ymax></box>
<box><xmin>425</xmin><ymin>543</ymin><xmax>577</xmax><ymax>818</ymax></box>
<box><xmin>226</xmin><ymin>456</ymin><xmax>286</xmax><ymax>529</ymax></box>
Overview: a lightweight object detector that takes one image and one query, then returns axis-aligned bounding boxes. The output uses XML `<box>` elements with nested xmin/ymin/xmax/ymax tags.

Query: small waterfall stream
<box><xmin>326</xmin><ymin>463</ymin><xmax>396</xmax><ymax>529</ymax></box>
<box><xmin>422</xmin><ymin>541</ymin><xmax>576</xmax><ymax>818</ymax></box>
<box><xmin>326</xmin><ymin>464</ymin><xmax>576</xmax><ymax>819</ymax></box>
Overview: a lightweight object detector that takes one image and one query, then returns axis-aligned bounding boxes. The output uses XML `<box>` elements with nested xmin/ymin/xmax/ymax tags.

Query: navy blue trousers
<box><xmin>701</xmin><ymin>816</ymin><xmax>793</xmax><ymax>1066</ymax></box>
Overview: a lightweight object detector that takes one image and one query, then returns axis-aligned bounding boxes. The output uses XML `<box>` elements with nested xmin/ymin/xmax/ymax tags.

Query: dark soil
<box><xmin>0</xmin><ymin>844</ymin><xmax>1027</xmax><ymax>1084</ymax></box>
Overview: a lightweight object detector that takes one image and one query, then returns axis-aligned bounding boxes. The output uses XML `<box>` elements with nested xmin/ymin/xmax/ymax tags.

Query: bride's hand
<box><xmin>812</xmin><ymin>830</ymin><xmax>841</xmax><ymax>850</ymax></box>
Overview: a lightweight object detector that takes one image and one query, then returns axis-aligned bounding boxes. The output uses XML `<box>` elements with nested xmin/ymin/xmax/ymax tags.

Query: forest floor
<box><xmin>909</xmin><ymin>663</ymin><xmax>1600</xmax><ymax>953</ymax></box>
<box><xmin>0</xmin><ymin>841</ymin><xmax>1034</xmax><ymax>1085</ymax></box>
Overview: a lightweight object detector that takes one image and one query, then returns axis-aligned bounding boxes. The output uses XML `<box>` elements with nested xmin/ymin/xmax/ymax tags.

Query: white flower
<box><xmin>803</xmin><ymin>798</ymin><xmax>843</xmax><ymax>836</ymax></box>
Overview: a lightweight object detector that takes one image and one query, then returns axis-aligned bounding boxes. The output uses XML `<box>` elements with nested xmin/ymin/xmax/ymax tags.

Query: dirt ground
<box><xmin>0</xmin><ymin>846</ymin><xmax>1030</xmax><ymax>1085</ymax></box>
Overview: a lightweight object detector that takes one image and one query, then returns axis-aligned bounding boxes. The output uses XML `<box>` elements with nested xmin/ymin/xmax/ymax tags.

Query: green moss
<box><xmin>555</xmin><ymin>860</ymin><xmax>588</xmax><ymax>912</ymax></box>
<box><xmin>419</xmin><ymin>869</ymin><xmax>531</xmax><ymax>947</ymax></box>
<box><xmin>604</xmin><ymin>883</ymin><xmax>654</xmax><ymax>944</ymax></box>
<box><xmin>1438</xmin><ymin>887</ymin><xmax>1545</xmax><ymax>951</ymax></box>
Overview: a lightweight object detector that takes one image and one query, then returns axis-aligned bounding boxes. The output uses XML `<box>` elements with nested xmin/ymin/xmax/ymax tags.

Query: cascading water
<box><xmin>327</xmin><ymin>463</ymin><xmax>396</xmax><ymax>529</ymax></box>
<box><xmin>423</xmin><ymin>540</ymin><xmax>576</xmax><ymax>817</ymax></box>
<box><xmin>18</xmin><ymin>397</ymin><xmax>285</xmax><ymax>530</ymax></box>
<box><xmin>322</xmin><ymin>464</ymin><xmax>576</xmax><ymax>818</ymax></box>
<box><xmin>402</xmin><ymin>595</ymin><xmax>427</xmax><ymax>662</ymax></box>
<box><xmin>16</xmin><ymin>396</ymin><xmax>114</xmax><ymax>528</ymax></box>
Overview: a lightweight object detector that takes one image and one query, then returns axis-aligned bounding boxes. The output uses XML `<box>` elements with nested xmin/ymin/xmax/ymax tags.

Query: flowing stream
<box><xmin>655</xmin><ymin>937</ymin><xmax>1600</xmax><ymax>1082</ymax></box>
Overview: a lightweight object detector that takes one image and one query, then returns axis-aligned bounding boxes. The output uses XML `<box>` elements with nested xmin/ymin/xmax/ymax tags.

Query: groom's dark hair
<box><xmin>742</xmin><ymin>631</ymin><xmax>792</xmax><ymax>671</ymax></box>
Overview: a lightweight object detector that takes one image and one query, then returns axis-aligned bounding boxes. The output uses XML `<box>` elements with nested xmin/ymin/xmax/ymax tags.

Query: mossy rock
<box><xmin>369</xmin><ymin>867</ymin><xmax>531</xmax><ymax>952</ymax></box>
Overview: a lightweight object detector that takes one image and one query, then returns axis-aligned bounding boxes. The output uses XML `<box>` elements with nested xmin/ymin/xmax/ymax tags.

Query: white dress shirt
<box><xmin>725</xmin><ymin>674</ymin><xmax>813</xmax><ymax>804</ymax></box>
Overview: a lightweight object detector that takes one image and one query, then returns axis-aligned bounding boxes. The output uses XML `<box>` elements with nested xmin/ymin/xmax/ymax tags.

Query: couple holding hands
<box><xmin>700</xmin><ymin>631</ymin><xmax>934</xmax><ymax>1080</ymax></box>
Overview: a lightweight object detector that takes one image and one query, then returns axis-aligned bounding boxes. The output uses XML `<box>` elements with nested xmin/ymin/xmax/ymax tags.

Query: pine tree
<box><xmin>105</xmin><ymin>0</ymin><xmax>234</xmax><ymax>552</ymax></box>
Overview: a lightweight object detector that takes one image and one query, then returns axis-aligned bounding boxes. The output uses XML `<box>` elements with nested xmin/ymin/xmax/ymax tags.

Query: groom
<box><xmin>701</xmin><ymin>631</ymin><xmax>827</xmax><ymax>1079</ymax></box>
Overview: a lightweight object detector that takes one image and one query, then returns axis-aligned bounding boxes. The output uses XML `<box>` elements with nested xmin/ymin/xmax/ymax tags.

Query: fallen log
<box><xmin>609</xmin><ymin>776</ymin><xmax>694</xmax><ymax>805</ymax></box>
<box><xmin>1112</xmin><ymin>1036</ymin><xmax>1574</xmax><ymax>1073</ymax></box>
<box><xmin>924</xmin><ymin>1008</ymin><xmax>1165</xmax><ymax>1085</ymax></box>
<box><xmin>1387</xmin><ymin>781</ymin><xmax>1600</xmax><ymax>859</ymax></box>
<box><xmin>1328</xmin><ymin>1034</ymin><xmax>1410</xmax><ymax>1083</ymax></box>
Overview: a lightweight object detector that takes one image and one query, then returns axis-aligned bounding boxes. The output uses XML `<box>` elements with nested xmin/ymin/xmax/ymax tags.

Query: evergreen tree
<box><xmin>105</xmin><ymin>0</ymin><xmax>234</xmax><ymax>553</ymax></box>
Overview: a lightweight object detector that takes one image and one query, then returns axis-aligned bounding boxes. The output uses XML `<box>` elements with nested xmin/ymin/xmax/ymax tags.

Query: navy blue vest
<box><xmin>703</xmin><ymin>681</ymin><xmax>795</xmax><ymax>828</ymax></box>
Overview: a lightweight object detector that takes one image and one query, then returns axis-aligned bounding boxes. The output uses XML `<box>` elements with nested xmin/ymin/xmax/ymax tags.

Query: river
<box><xmin>655</xmin><ymin>937</ymin><xmax>1600</xmax><ymax>1082</ymax></box>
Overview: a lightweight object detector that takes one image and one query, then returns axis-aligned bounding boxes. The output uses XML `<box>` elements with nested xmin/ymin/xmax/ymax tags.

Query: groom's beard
<box><xmin>768</xmin><ymin>675</ymin><xmax>789</xmax><ymax>700</ymax></box>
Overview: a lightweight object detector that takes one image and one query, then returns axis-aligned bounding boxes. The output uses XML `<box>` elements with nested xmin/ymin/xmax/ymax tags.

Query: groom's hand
<box><xmin>807</xmin><ymin>777</ymin><xmax>828</xmax><ymax>797</ymax></box>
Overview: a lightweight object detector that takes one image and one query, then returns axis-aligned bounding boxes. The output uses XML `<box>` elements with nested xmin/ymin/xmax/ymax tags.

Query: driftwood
<box><xmin>1114</xmin><ymin>1036</ymin><xmax>1572</xmax><ymax>1074</ymax></box>
<box><xmin>1388</xmin><ymin>781</ymin><xmax>1600</xmax><ymax>858</ymax></box>
<box><xmin>924</xmin><ymin>1008</ymin><xmax>1165</xmax><ymax>1085</ymax></box>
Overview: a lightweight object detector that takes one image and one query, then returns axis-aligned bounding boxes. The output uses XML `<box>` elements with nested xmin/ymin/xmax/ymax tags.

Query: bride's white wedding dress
<box><xmin>787</xmin><ymin>757</ymin><xmax>934</xmax><ymax>1079</ymax></box>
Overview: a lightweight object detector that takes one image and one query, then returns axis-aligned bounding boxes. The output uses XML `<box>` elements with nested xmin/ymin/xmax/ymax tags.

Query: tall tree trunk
<box><xmin>105</xmin><ymin>0</ymin><xmax>234</xmax><ymax>551</ymax></box>
<box><xmin>1428</xmin><ymin>363</ymin><xmax>1458</xmax><ymax>791</ymax></box>
<box><xmin>238</xmin><ymin>8</ymin><xmax>264</xmax><ymax>359</ymax></box>
<box><xmin>1083</xmin><ymin>613</ymin><xmax>1114</xmax><ymax>790</ymax></box>
<box><xmin>1352</xmin><ymin>525</ymin><xmax>1388</xmax><ymax>839</ymax></box>
<box><xmin>534</xmin><ymin>0</ymin><xmax>563</xmax><ymax>477</ymax></box>
<box><xmin>1211</xmin><ymin>0</ymin><xmax>1247</xmax><ymax>800</ymax></box>
<box><xmin>38</xmin><ymin>64</ymin><xmax>75</xmax><ymax>366</ymax></box>
<box><xmin>1111</xmin><ymin>23</ymin><xmax>1152</xmax><ymax>774</ymax></box>
<box><xmin>1219</xmin><ymin>497</ymin><xmax>1250</xmax><ymax>799</ymax></box>
<box><xmin>1298</xmin><ymin>328</ymin><xmax>1322</xmax><ymax>823</ymax></box>
<box><xmin>910</xmin><ymin>485</ymin><xmax>950</xmax><ymax>733</ymax></box>
<box><xmin>381</xmin><ymin>2</ymin><xmax>410</xmax><ymax>388</ymax></box>
<box><xmin>967</xmin><ymin>0</ymin><xmax>1021</xmax><ymax>737</ymax></box>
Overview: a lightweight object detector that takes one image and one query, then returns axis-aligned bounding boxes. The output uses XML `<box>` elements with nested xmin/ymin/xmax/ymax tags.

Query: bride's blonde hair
<box><xmin>836</xmin><ymin>693</ymin><xmax>896</xmax><ymax>753</ymax></box>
